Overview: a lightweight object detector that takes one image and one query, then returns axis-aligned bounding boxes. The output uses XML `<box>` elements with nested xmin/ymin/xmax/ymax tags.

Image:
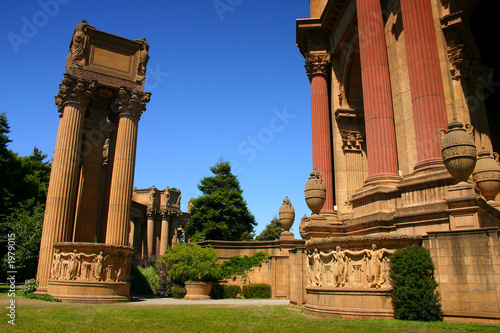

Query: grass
<box><xmin>1</xmin><ymin>286</ymin><xmax>499</xmax><ymax>332</ymax></box>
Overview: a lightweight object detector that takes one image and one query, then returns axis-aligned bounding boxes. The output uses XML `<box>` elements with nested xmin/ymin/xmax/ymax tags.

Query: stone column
<box><xmin>129</xmin><ymin>219</ymin><xmax>135</xmax><ymax>248</ymax></box>
<box><xmin>146</xmin><ymin>213</ymin><xmax>155</xmax><ymax>257</ymax></box>
<box><xmin>400</xmin><ymin>0</ymin><xmax>448</xmax><ymax>170</ymax></box>
<box><xmin>357</xmin><ymin>0</ymin><xmax>400</xmax><ymax>183</ymax></box>
<box><xmin>73</xmin><ymin>118</ymin><xmax>106</xmax><ymax>242</ymax></box>
<box><xmin>305</xmin><ymin>53</ymin><xmax>335</xmax><ymax>214</ymax></box>
<box><xmin>36</xmin><ymin>74</ymin><xmax>95</xmax><ymax>291</ymax></box>
<box><xmin>159</xmin><ymin>213</ymin><xmax>171</xmax><ymax>255</ymax></box>
<box><xmin>105</xmin><ymin>88</ymin><xmax>150</xmax><ymax>246</ymax></box>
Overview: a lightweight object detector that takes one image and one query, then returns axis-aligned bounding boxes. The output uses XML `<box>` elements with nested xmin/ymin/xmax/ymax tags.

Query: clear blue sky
<box><xmin>1</xmin><ymin>0</ymin><xmax>314</xmax><ymax>237</ymax></box>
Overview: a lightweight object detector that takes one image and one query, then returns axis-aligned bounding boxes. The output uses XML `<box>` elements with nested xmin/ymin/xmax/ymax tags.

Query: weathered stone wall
<box><xmin>424</xmin><ymin>228</ymin><xmax>500</xmax><ymax>323</ymax></box>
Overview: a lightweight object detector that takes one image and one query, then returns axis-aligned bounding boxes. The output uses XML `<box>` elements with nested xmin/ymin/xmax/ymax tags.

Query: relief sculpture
<box><xmin>307</xmin><ymin>244</ymin><xmax>395</xmax><ymax>289</ymax></box>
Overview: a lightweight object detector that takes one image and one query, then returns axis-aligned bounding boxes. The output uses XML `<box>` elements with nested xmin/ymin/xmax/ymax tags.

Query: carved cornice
<box><xmin>111</xmin><ymin>87</ymin><xmax>151</xmax><ymax>119</ymax></box>
<box><xmin>55</xmin><ymin>74</ymin><xmax>97</xmax><ymax>113</ymax></box>
<box><xmin>304</xmin><ymin>53</ymin><xmax>331</xmax><ymax>81</ymax></box>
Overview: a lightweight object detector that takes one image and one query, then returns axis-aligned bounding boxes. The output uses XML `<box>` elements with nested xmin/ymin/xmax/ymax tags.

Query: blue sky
<box><xmin>1</xmin><ymin>0</ymin><xmax>314</xmax><ymax>237</ymax></box>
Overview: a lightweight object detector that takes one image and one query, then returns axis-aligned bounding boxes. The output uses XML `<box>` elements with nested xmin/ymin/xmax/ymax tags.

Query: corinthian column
<box><xmin>36</xmin><ymin>74</ymin><xmax>95</xmax><ymax>291</ymax></box>
<box><xmin>400</xmin><ymin>0</ymin><xmax>448</xmax><ymax>170</ymax></box>
<box><xmin>305</xmin><ymin>53</ymin><xmax>335</xmax><ymax>214</ymax></box>
<box><xmin>357</xmin><ymin>0</ymin><xmax>400</xmax><ymax>183</ymax></box>
<box><xmin>105</xmin><ymin>87</ymin><xmax>150</xmax><ymax>246</ymax></box>
<box><xmin>159</xmin><ymin>213</ymin><xmax>171</xmax><ymax>255</ymax></box>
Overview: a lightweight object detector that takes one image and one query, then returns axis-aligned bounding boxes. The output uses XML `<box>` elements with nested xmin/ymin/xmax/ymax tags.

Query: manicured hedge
<box><xmin>242</xmin><ymin>284</ymin><xmax>271</xmax><ymax>299</ymax></box>
<box><xmin>211</xmin><ymin>284</ymin><xmax>241</xmax><ymax>299</ymax></box>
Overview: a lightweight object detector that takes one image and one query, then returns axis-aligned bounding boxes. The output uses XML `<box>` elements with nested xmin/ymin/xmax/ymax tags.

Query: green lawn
<box><xmin>1</xmin><ymin>287</ymin><xmax>499</xmax><ymax>332</ymax></box>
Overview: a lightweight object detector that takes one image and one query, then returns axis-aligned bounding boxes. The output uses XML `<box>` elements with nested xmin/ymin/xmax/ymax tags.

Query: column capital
<box><xmin>111</xmin><ymin>87</ymin><xmax>151</xmax><ymax>120</ymax></box>
<box><xmin>305</xmin><ymin>53</ymin><xmax>331</xmax><ymax>81</ymax></box>
<box><xmin>54</xmin><ymin>74</ymin><xmax>97</xmax><ymax>112</ymax></box>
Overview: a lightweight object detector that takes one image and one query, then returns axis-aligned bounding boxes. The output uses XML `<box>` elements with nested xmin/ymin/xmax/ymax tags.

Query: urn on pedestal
<box><xmin>304</xmin><ymin>170</ymin><xmax>326</xmax><ymax>215</ymax></box>
<box><xmin>440</xmin><ymin>118</ymin><xmax>477</xmax><ymax>183</ymax></box>
<box><xmin>279</xmin><ymin>197</ymin><xmax>295</xmax><ymax>239</ymax></box>
<box><xmin>472</xmin><ymin>149</ymin><xmax>500</xmax><ymax>203</ymax></box>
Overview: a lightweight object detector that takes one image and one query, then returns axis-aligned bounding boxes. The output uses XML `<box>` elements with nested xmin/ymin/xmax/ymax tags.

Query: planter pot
<box><xmin>473</xmin><ymin>149</ymin><xmax>500</xmax><ymax>201</ymax></box>
<box><xmin>304</xmin><ymin>170</ymin><xmax>326</xmax><ymax>215</ymax></box>
<box><xmin>440</xmin><ymin>118</ymin><xmax>477</xmax><ymax>183</ymax></box>
<box><xmin>278</xmin><ymin>197</ymin><xmax>295</xmax><ymax>231</ymax></box>
<box><xmin>184</xmin><ymin>282</ymin><xmax>213</xmax><ymax>300</ymax></box>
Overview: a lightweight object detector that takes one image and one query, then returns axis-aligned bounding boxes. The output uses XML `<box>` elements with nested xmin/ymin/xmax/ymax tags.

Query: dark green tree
<box><xmin>0</xmin><ymin>113</ymin><xmax>51</xmax><ymax>280</ymax></box>
<box><xmin>255</xmin><ymin>216</ymin><xmax>284</xmax><ymax>241</ymax></box>
<box><xmin>185</xmin><ymin>159</ymin><xmax>256</xmax><ymax>242</ymax></box>
<box><xmin>389</xmin><ymin>245</ymin><xmax>442</xmax><ymax>321</ymax></box>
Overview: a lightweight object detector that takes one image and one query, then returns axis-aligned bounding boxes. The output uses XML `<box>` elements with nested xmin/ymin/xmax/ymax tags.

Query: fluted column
<box><xmin>105</xmin><ymin>87</ymin><xmax>150</xmax><ymax>246</ymax></box>
<box><xmin>36</xmin><ymin>74</ymin><xmax>95</xmax><ymax>291</ymax></box>
<box><xmin>400</xmin><ymin>0</ymin><xmax>448</xmax><ymax>170</ymax></box>
<box><xmin>357</xmin><ymin>0</ymin><xmax>400</xmax><ymax>183</ymax></box>
<box><xmin>159</xmin><ymin>214</ymin><xmax>171</xmax><ymax>255</ymax></box>
<box><xmin>73</xmin><ymin>118</ymin><xmax>106</xmax><ymax>242</ymax></box>
<box><xmin>146</xmin><ymin>214</ymin><xmax>155</xmax><ymax>257</ymax></box>
<box><xmin>305</xmin><ymin>53</ymin><xmax>335</xmax><ymax>214</ymax></box>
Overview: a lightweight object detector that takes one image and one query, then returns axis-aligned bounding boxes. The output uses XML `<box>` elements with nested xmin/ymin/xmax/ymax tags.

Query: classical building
<box><xmin>204</xmin><ymin>0</ymin><xmax>500</xmax><ymax>324</ymax></box>
<box><xmin>130</xmin><ymin>186</ymin><xmax>189</xmax><ymax>259</ymax></box>
<box><xmin>36</xmin><ymin>21</ymin><xmax>151</xmax><ymax>302</ymax></box>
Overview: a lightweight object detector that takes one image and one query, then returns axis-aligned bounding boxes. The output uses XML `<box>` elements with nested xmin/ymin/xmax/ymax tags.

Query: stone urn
<box><xmin>278</xmin><ymin>197</ymin><xmax>295</xmax><ymax>231</ymax></box>
<box><xmin>472</xmin><ymin>149</ymin><xmax>500</xmax><ymax>201</ymax></box>
<box><xmin>440</xmin><ymin>118</ymin><xmax>477</xmax><ymax>183</ymax></box>
<box><xmin>304</xmin><ymin>170</ymin><xmax>326</xmax><ymax>215</ymax></box>
<box><xmin>184</xmin><ymin>282</ymin><xmax>213</xmax><ymax>300</ymax></box>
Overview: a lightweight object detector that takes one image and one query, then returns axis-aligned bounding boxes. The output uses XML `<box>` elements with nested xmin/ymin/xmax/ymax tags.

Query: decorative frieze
<box><xmin>50</xmin><ymin>243</ymin><xmax>132</xmax><ymax>283</ymax></box>
<box><xmin>307</xmin><ymin>244</ymin><xmax>395</xmax><ymax>289</ymax></box>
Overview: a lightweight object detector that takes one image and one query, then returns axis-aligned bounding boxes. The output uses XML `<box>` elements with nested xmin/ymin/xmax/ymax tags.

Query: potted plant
<box><xmin>156</xmin><ymin>243</ymin><xmax>219</xmax><ymax>299</ymax></box>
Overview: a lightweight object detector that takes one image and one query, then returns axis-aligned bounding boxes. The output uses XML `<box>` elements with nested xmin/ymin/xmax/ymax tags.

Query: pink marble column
<box><xmin>36</xmin><ymin>74</ymin><xmax>95</xmax><ymax>291</ymax></box>
<box><xmin>305</xmin><ymin>53</ymin><xmax>335</xmax><ymax>214</ymax></box>
<box><xmin>400</xmin><ymin>0</ymin><xmax>448</xmax><ymax>170</ymax></box>
<box><xmin>357</xmin><ymin>0</ymin><xmax>400</xmax><ymax>183</ymax></box>
<box><xmin>105</xmin><ymin>88</ymin><xmax>150</xmax><ymax>246</ymax></box>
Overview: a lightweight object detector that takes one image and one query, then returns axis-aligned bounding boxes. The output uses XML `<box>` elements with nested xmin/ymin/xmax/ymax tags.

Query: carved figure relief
<box><xmin>306</xmin><ymin>244</ymin><xmax>395</xmax><ymax>289</ymax></box>
<box><xmin>135</xmin><ymin>38</ymin><xmax>149</xmax><ymax>83</ymax></box>
<box><xmin>50</xmin><ymin>247</ymin><xmax>131</xmax><ymax>283</ymax></box>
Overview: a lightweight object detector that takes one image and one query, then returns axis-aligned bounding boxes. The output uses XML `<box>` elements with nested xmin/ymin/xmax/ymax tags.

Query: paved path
<box><xmin>126</xmin><ymin>296</ymin><xmax>290</xmax><ymax>306</ymax></box>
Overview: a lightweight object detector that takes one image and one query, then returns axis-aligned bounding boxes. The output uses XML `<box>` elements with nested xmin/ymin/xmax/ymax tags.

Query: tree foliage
<box><xmin>255</xmin><ymin>216</ymin><xmax>284</xmax><ymax>241</ymax></box>
<box><xmin>0</xmin><ymin>113</ymin><xmax>51</xmax><ymax>281</ymax></box>
<box><xmin>186</xmin><ymin>159</ymin><xmax>256</xmax><ymax>242</ymax></box>
<box><xmin>155</xmin><ymin>243</ymin><xmax>219</xmax><ymax>284</ymax></box>
<box><xmin>389</xmin><ymin>245</ymin><xmax>442</xmax><ymax>321</ymax></box>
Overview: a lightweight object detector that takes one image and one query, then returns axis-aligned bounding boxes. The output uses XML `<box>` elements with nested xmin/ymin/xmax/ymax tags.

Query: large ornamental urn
<box><xmin>440</xmin><ymin>118</ymin><xmax>477</xmax><ymax>183</ymax></box>
<box><xmin>304</xmin><ymin>170</ymin><xmax>326</xmax><ymax>215</ymax></box>
<box><xmin>472</xmin><ymin>149</ymin><xmax>500</xmax><ymax>201</ymax></box>
<box><xmin>278</xmin><ymin>197</ymin><xmax>295</xmax><ymax>231</ymax></box>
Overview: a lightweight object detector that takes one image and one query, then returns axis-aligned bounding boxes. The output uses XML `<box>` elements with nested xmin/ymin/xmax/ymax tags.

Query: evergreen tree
<box><xmin>389</xmin><ymin>245</ymin><xmax>442</xmax><ymax>321</ymax></box>
<box><xmin>0</xmin><ymin>113</ymin><xmax>51</xmax><ymax>280</ymax></box>
<box><xmin>255</xmin><ymin>216</ymin><xmax>284</xmax><ymax>241</ymax></box>
<box><xmin>186</xmin><ymin>159</ymin><xmax>256</xmax><ymax>242</ymax></box>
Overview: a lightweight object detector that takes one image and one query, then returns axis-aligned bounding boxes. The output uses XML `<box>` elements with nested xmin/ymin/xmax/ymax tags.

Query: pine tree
<box><xmin>186</xmin><ymin>159</ymin><xmax>256</xmax><ymax>242</ymax></box>
<box><xmin>255</xmin><ymin>216</ymin><xmax>284</xmax><ymax>241</ymax></box>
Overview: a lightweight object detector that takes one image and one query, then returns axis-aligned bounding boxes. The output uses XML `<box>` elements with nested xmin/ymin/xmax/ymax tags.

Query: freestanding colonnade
<box><xmin>36</xmin><ymin>21</ymin><xmax>151</xmax><ymax>302</ymax></box>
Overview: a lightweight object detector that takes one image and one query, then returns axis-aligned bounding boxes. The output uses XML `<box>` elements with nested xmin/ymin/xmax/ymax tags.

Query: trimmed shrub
<box><xmin>389</xmin><ymin>245</ymin><xmax>442</xmax><ymax>321</ymax></box>
<box><xmin>242</xmin><ymin>284</ymin><xmax>271</xmax><ymax>299</ymax></box>
<box><xmin>211</xmin><ymin>284</ymin><xmax>241</xmax><ymax>299</ymax></box>
<box><xmin>130</xmin><ymin>265</ymin><xmax>159</xmax><ymax>295</ymax></box>
<box><xmin>156</xmin><ymin>243</ymin><xmax>219</xmax><ymax>285</ymax></box>
<box><xmin>170</xmin><ymin>284</ymin><xmax>186</xmax><ymax>299</ymax></box>
<box><xmin>21</xmin><ymin>279</ymin><xmax>60</xmax><ymax>302</ymax></box>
